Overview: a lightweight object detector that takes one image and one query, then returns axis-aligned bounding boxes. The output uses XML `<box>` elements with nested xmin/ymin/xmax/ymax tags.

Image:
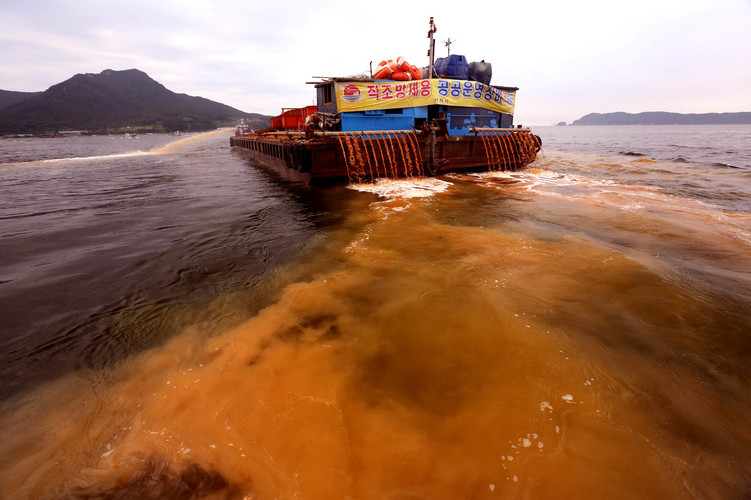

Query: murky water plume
<box><xmin>1</xmin><ymin>128</ymin><xmax>750</xmax><ymax>498</ymax></box>
<box><xmin>2</xmin><ymin>163</ymin><xmax>750</xmax><ymax>498</ymax></box>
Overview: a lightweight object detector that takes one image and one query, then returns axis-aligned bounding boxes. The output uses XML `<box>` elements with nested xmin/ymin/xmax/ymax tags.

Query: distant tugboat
<box><xmin>230</xmin><ymin>17</ymin><xmax>541</xmax><ymax>184</ymax></box>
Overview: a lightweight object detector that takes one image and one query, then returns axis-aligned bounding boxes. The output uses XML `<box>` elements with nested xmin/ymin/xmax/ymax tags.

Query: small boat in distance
<box><xmin>230</xmin><ymin>17</ymin><xmax>541</xmax><ymax>184</ymax></box>
<box><xmin>235</xmin><ymin>119</ymin><xmax>250</xmax><ymax>136</ymax></box>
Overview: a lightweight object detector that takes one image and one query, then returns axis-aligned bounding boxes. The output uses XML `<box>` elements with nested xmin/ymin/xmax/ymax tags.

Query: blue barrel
<box><xmin>434</xmin><ymin>54</ymin><xmax>469</xmax><ymax>80</ymax></box>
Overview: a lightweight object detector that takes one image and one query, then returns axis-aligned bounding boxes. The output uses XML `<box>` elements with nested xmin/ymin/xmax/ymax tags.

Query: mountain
<box><xmin>0</xmin><ymin>69</ymin><xmax>269</xmax><ymax>135</ymax></box>
<box><xmin>0</xmin><ymin>90</ymin><xmax>42</xmax><ymax>111</ymax></box>
<box><xmin>571</xmin><ymin>111</ymin><xmax>751</xmax><ymax>126</ymax></box>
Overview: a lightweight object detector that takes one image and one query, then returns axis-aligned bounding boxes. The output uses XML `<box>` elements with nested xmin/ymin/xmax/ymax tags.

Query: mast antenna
<box><xmin>427</xmin><ymin>17</ymin><xmax>437</xmax><ymax>78</ymax></box>
<box><xmin>443</xmin><ymin>37</ymin><xmax>456</xmax><ymax>56</ymax></box>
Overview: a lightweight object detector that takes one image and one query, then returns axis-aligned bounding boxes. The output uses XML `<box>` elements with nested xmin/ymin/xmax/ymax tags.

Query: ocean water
<box><xmin>0</xmin><ymin>126</ymin><xmax>750</xmax><ymax>498</ymax></box>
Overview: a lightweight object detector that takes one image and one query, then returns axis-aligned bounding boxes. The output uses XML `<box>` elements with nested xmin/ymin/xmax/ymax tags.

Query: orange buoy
<box><xmin>391</xmin><ymin>70</ymin><xmax>411</xmax><ymax>81</ymax></box>
<box><xmin>374</xmin><ymin>60</ymin><xmax>391</xmax><ymax>79</ymax></box>
<box><xmin>373</xmin><ymin>57</ymin><xmax>422</xmax><ymax>80</ymax></box>
<box><xmin>397</xmin><ymin>56</ymin><xmax>411</xmax><ymax>72</ymax></box>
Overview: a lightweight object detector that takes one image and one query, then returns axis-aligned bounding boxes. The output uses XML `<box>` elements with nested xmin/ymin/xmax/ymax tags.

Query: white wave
<box><xmin>40</xmin><ymin>151</ymin><xmax>153</xmax><ymax>163</ymax></box>
<box><xmin>349</xmin><ymin>177</ymin><xmax>452</xmax><ymax>200</ymax></box>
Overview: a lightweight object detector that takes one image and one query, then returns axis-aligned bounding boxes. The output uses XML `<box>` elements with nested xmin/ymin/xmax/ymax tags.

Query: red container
<box><xmin>273</xmin><ymin>105</ymin><xmax>318</xmax><ymax>130</ymax></box>
<box><xmin>302</xmin><ymin>105</ymin><xmax>318</xmax><ymax>118</ymax></box>
<box><xmin>281</xmin><ymin>108</ymin><xmax>302</xmax><ymax>129</ymax></box>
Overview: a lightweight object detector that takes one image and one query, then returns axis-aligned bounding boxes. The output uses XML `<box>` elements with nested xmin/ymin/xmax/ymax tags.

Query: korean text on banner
<box><xmin>336</xmin><ymin>79</ymin><xmax>515</xmax><ymax>115</ymax></box>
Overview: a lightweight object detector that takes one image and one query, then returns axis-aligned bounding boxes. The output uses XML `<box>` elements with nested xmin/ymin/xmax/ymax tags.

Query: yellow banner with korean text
<box><xmin>335</xmin><ymin>79</ymin><xmax>515</xmax><ymax>114</ymax></box>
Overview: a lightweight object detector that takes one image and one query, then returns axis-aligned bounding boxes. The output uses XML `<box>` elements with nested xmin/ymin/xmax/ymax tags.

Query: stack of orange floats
<box><xmin>373</xmin><ymin>57</ymin><xmax>423</xmax><ymax>81</ymax></box>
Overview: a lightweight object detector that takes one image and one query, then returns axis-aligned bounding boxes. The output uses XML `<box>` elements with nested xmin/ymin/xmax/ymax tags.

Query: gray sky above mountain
<box><xmin>2</xmin><ymin>0</ymin><xmax>749</xmax><ymax>125</ymax></box>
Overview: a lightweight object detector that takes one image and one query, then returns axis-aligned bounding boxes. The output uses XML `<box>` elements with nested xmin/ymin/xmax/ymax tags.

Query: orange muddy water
<box><xmin>1</xmin><ymin>129</ymin><xmax>750</xmax><ymax>499</ymax></box>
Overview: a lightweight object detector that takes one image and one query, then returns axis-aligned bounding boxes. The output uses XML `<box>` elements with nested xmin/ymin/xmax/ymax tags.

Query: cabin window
<box><xmin>323</xmin><ymin>84</ymin><xmax>333</xmax><ymax>104</ymax></box>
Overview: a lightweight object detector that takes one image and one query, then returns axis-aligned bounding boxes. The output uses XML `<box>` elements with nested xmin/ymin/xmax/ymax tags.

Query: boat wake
<box><xmin>466</xmin><ymin>168</ymin><xmax>751</xmax><ymax>246</ymax></box>
<box><xmin>467</xmin><ymin>168</ymin><xmax>696</xmax><ymax>210</ymax></box>
<box><xmin>1</xmin><ymin>129</ymin><xmax>233</xmax><ymax>168</ymax></box>
<box><xmin>150</xmin><ymin>128</ymin><xmax>232</xmax><ymax>154</ymax></box>
<box><xmin>1</xmin><ymin>151</ymin><xmax>153</xmax><ymax>168</ymax></box>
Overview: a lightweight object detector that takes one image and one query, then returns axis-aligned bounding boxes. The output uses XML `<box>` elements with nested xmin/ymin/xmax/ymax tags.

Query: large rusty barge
<box><xmin>230</xmin><ymin>18</ymin><xmax>541</xmax><ymax>184</ymax></box>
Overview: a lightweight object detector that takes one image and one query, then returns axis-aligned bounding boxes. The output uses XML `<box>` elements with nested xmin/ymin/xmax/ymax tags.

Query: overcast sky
<box><xmin>2</xmin><ymin>0</ymin><xmax>750</xmax><ymax>125</ymax></box>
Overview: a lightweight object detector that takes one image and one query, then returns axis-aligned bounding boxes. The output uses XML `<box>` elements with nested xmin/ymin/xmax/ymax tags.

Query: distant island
<box><xmin>0</xmin><ymin>69</ymin><xmax>271</xmax><ymax>136</ymax></box>
<box><xmin>571</xmin><ymin>111</ymin><xmax>751</xmax><ymax>126</ymax></box>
